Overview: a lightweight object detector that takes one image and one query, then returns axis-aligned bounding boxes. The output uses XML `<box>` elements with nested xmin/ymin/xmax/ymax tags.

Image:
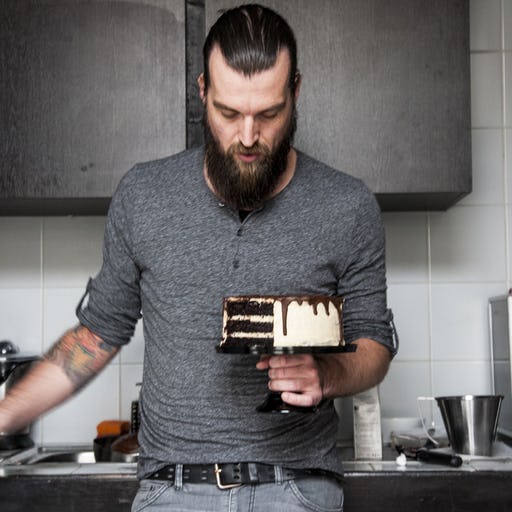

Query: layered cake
<box><xmin>219</xmin><ymin>295</ymin><xmax>344</xmax><ymax>352</ymax></box>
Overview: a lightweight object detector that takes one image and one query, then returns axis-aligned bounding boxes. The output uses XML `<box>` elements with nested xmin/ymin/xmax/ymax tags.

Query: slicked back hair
<box><xmin>202</xmin><ymin>4</ymin><xmax>298</xmax><ymax>94</ymax></box>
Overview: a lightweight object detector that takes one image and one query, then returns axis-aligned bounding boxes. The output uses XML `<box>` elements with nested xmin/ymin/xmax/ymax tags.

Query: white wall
<box><xmin>380</xmin><ymin>0</ymin><xmax>512</xmax><ymax>431</ymax></box>
<box><xmin>0</xmin><ymin>1</ymin><xmax>509</xmax><ymax>445</ymax></box>
<box><xmin>0</xmin><ymin>216</ymin><xmax>145</xmax><ymax>444</ymax></box>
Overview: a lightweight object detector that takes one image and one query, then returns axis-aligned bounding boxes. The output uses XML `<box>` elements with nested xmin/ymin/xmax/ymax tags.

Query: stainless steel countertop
<box><xmin>1</xmin><ymin>442</ymin><xmax>512</xmax><ymax>478</ymax></box>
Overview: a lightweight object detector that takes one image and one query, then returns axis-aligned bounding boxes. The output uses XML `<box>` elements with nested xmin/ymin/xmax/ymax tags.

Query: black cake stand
<box><xmin>216</xmin><ymin>343</ymin><xmax>357</xmax><ymax>413</ymax></box>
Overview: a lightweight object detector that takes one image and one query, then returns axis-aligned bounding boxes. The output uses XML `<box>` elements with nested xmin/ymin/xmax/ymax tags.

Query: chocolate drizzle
<box><xmin>278</xmin><ymin>296</ymin><xmax>344</xmax><ymax>341</ymax></box>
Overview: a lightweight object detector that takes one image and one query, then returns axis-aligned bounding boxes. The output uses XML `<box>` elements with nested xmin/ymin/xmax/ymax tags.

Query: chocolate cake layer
<box><xmin>225</xmin><ymin>319</ymin><xmax>273</xmax><ymax>333</ymax></box>
<box><xmin>225</xmin><ymin>300</ymin><xmax>274</xmax><ymax>316</ymax></box>
<box><xmin>223</xmin><ymin>337</ymin><xmax>272</xmax><ymax>347</ymax></box>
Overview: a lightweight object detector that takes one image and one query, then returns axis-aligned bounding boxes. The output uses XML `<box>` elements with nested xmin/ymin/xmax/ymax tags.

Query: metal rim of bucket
<box><xmin>435</xmin><ymin>395</ymin><xmax>504</xmax><ymax>401</ymax></box>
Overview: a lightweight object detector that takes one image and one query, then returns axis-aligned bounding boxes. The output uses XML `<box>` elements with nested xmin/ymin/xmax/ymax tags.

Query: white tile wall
<box><xmin>429</xmin><ymin>205</ymin><xmax>507</xmax><ymax>282</ymax></box>
<box><xmin>470</xmin><ymin>53</ymin><xmax>502</xmax><ymax>127</ymax></box>
<box><xmin>506</xmin><ymin>54</ymin><xmax>512</xmax><ymax>125</ymax></box>
<box><xmin>382</xmin><ymin>0</ymin><xmax>512</xmax><ymax>430</ymax></box>
<box><xmin>506</xmin><ymin>0</ymin><xmax>512</xmax><ymax>50</ymax></box>
<box><xmin>462</xmin><ymin>129</ymin><xmax>503</xmax><ymax>205</ymax></box>
<box><xmin>379</xmin><ymin>362</ymin><xmax>431</xmax><ymax>417</ymax></box>
<box><xmin>0</xmin><ymin>2</ymin><xmax>509</xmax><ymax>443</ymax></box>
<box><xmin>42</xmin><ymin>217</ymin><xmax>106</xmax><ymax>287</ymax></box>
<box><xmin>470</xmin><ymin>0</ymin><xmax>501</xmax><ymax>50</ymax></box>
<box><xmin>0</xmin><ymin>218</ymin><xmax>41</xmax><ymax>288</ymax></box>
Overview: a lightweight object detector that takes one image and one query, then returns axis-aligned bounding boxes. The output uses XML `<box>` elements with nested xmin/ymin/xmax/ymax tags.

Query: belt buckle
<box><xmin>214</xmin><ymin>463</ymin><xmax>243</xmax><ymax>490</ymax></box>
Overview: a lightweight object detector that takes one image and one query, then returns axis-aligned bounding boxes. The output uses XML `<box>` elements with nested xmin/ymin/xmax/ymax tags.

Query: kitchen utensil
<box><xmin>110</xmin><ymin>432</ymin><xmax>139</xmax><ymax>462</ymax></box>
<box><xmin>381</xmin><ymin>417</ymin><xmax>423</xmax><ymax>444</ymax></box>
<box><xmin>0</xmin><ymin>340</ymin><xmax>39</xmax><ymax>390</ymax></box>
<box><xmin>131</xmin><ymin>399</ymin><xmax>140</xmax><ymax>432</ymax></box>
<box><xmin>110</xmin><ymin>391</ymin><xmax>140</xmax><ymax>462</ymax></box>
<box><xmin>436</xmin><ymin>395</ymin><xmax>503</xmax><ymax>456</ymax></box>
<box><xmin>415</xmin><ymin>448</ymin><xmax>463</xmax><ymax>467</ymax></box>
<box><xmin>395</xmin><ymin>444</ymin><xmax>463</xmax><ymax>467</ymax></box>
<box><xmin>93</xmin><ymin>435</ymin><xmax>118</xmax><ymax>462</ymax></box>
<box><xmin>0</xmin><ymin>340</ymin><xmax>40</xmax><ymax>450</ymax></box>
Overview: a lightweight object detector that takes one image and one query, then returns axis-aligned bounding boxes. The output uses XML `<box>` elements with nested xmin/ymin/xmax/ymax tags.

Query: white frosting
<box><xmin>273</xmin><ymin>300</ymin><xmax>341</xmax><ymax>347</ymax></box>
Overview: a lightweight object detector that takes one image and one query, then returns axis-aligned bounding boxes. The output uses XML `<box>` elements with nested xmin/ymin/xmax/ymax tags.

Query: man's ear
<box><xmin>293</xmin><ymin>72</ymin><xmax>302</xmax><ymax>102</ymax></box>
<box><xmin>198</xmin><ymin>73</ymin><xmax>206</xmax><ymax>103</ymax></box>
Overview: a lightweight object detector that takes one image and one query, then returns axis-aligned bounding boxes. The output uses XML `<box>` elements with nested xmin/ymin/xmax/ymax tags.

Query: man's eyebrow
<box><xmin>212</xmin><ymin>100</ymin><xmax>287</xmax><ymax>115</ymax></box>
<box><xmin>259</xmin><ymin>102</ymin><xmax>287</xmax><ymax>115</ymax></box>
<box><xmin>212</xmin><ymin>100</ymin><xmax>238</xmax><ymax>113</ymax></box>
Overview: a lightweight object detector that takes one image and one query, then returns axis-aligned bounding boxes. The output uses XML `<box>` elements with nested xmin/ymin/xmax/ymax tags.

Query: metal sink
<box><xmin>2</xmin><ymin>445</ymin><xmax>95</xmax><ymax>465</ymax></box>
<box><xmin>0</xmin><ymin>444</ymin><xmax>139</xmax><ymax>476</ymax></box>
<box><xmin>3</xmin><ymin>444</ymin><xmax>139</xmax><ymax>465</ymax></box>
<box><xmin>26</xmin><ymin>450</ymin><xmax>96</xmax><ymax>464</ymax></box>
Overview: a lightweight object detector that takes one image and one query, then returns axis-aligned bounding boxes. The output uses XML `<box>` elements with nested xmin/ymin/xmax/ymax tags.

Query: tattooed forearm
<box><xmin>44</xmin><ymin>325</ymin><xmax>119</xmax><ymax>390</ymax></box>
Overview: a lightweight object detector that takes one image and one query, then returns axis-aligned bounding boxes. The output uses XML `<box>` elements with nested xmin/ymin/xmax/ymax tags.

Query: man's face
<box><xmin>199</xmin><ymin>46</ymin><xmax>298</xmax><ymax>210</ymax></box>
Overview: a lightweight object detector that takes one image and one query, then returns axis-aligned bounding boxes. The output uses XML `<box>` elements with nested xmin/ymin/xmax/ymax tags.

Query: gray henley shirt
<box><xmin>77</xmin><ymin>146</ymin><xmax>394</xmax><ymax>478</ymax></box>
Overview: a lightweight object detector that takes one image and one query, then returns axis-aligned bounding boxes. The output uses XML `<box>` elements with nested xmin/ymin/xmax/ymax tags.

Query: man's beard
<box><xmin>203</xmin><ymin>106</ymin><xmax>297</xmax><ymax>211</ymax></box>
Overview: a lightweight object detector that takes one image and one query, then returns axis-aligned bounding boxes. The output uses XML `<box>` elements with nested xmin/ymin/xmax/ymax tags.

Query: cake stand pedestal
<box><xmin>216</xmin><ymin>344</ymin><xmax>357</xmax><ymax>413</ymax></box>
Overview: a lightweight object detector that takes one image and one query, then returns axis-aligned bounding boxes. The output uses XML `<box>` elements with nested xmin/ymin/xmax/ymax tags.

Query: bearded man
<box><xmin>0</xmin><ymin>4</ymin><xmax>395</xmax><ymax>511</ymax></box>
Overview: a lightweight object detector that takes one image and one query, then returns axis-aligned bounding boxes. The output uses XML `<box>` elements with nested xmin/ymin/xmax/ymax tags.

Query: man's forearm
<box><xmin>44</xmin><ymin>324</ymin><xmax>118</xmax><ymax>390</ymax></box>
<box><xmin>0</xmin><ymin>325</ymin><xmax>118</xmax><ymax>434</ymax></box>
<box><xmin>317</xmin><ymin>338</ymin><xmax>391</xmax><ymax>399</ymax></box>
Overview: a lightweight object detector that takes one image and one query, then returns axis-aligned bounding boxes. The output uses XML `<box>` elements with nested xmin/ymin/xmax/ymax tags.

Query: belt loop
<box><xmin>247</xmin><ymin>463</ymin><xmax>259</xmax><ymax>484</ymax></box>
<box><xmin>175</xmin><ymin>464</ymin><xmax>183</xmax><ymax>490</ymax></box>
<box><xmin>274</xmin><ymin>465</ymin><xmax>284</xmax><ymax>485</ymax></box>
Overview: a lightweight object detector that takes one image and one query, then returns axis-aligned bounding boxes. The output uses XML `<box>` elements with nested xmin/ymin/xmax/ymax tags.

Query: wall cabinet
<box><xmin>0</xmin><ymin>0</ymin><xmax>186</xmax><ymax>214</ymax></box>
<box><xmin>204</xmin><ymin>0</ymin><xmax>471</xmax><ymax>211</ymax></box>
<box><xmin>0</xmin><ymin>0</ymin><xmax>470</xmax><ymax>214</ymax></box>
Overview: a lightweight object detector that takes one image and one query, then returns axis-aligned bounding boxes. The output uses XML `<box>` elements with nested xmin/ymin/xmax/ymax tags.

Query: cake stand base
<box><xmin>255</xmin><ymin>391</ymin><xmax>318</xmax><ymax>413</ymax></box>
<box><xmin>216</xmin><ymin>344</ymin><xmax>357</xmax><ymax>355</ymax></box>
<box><xmin>216</xmin><ymin>343</ymin><xmax>357</xmax><ymax>413</ymax></box>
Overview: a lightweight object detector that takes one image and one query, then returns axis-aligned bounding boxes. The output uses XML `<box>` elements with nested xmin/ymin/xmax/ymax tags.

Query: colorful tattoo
<box><xmin>44</xmin><ymin>325</ymin><xmax>118</xmax><ymax>390</ymax></box>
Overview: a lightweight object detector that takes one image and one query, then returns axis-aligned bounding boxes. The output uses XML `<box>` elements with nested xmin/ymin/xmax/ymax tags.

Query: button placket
<box><xmin>232</xmin><ymin>222</ymin><xmax>244</xmax><ymax>269</ymax></box>
<box><xmin>230</xmin><ymin>208</ymin><xmax>261</xmax><ymax>271</ymax></box>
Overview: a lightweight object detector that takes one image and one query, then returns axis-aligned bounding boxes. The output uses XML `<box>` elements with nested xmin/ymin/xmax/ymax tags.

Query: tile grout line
<box><xmin>501</xmin><ymin>0</ymin><xmax>511</xmax><ymax>289</ymax></box>
<box><xmin>39</xmin><ymin>217</ymin><xmax>45</xmax><ymax>446</ymax></box>
<box><xmin>426</xmin><ymin>211</ymin><xmax>434</xmax><ymax>425</ymax></box>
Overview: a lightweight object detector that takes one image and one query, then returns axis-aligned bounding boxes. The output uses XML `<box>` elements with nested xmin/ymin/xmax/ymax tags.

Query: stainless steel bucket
<box><xmin>436</xmin><ymin>395</ymin><xmax>503</xmax><ymax>456</ymax></box>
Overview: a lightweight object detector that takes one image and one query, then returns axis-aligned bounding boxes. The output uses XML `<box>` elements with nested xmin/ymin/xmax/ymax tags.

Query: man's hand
<box><xmin>256</xmin><ymin>338</ymin><xmax>391</xmax><ymax>406</ymax></box>
<box><xmin>256</xmin><ymin>353</ymin><xmax>324</xmax><ymax>408</ymax></box>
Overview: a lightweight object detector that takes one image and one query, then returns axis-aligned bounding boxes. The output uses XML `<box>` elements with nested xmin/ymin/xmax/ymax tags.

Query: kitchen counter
<box><xmin>1</xmin><ymin>444</ymin><xmax>512</xmax><ymax>511</ymax></box>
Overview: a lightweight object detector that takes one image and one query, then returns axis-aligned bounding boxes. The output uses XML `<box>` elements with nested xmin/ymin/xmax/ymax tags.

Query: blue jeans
<box><xmin>131</xmin><ymin>465</ymin><xmax>344</xmax><ymax>512</ymax></box>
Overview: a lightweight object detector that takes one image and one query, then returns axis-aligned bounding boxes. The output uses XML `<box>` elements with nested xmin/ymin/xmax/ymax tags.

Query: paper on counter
<box><xmin>353</xmin><ymin>386</ymin><xmax>383</xmax><ymax>460</ymax></box>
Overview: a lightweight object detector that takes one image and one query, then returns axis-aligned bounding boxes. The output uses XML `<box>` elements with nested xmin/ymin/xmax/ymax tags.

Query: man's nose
<box><xmin>238</xmin><ymin>116</ymin><xmax>259</xmax><ymax>148</ymax></box>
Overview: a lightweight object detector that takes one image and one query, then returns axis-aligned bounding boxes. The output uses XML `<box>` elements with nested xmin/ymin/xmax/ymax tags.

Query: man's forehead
<box><xmin>206</xmin><ymin>53</ymin><xmax>292</xmax><ymax>114</ymax></box>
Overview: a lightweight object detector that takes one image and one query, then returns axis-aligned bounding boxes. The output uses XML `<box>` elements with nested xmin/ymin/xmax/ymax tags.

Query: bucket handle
<box><xmin>417</xmin><ymin>396</ymin><xmax>440</xmax><ymax>446</ymax></box>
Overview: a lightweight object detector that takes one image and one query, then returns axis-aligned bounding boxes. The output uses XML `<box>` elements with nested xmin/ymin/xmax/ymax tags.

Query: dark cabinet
<box><xmin>0</xmin><ymin>0</ymin><xmax>186</xmax><ymax>214</ymax></box>
<box><xmin>0</xmin><ymin>0</ymin><xmax>470</xmax><ymax>214</ymax></box>
<box><xmin>205</xmin><ymin>0</ymin><xmax>471</xmax><ymax>211</ymax></box>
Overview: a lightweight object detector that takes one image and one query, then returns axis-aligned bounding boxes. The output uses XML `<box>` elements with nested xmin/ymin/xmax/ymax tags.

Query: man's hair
<box><xmin>202</xmin><ymin>3</ymin><xmax>298</xmax><ymax>93</ymax></box>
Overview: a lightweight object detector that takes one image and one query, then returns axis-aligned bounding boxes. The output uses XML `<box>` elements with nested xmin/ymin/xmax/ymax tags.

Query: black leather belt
<box><xmin>147</xmin><ymin>463</ymin><xmax>338</xmax><ymax>489</ymax></box>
